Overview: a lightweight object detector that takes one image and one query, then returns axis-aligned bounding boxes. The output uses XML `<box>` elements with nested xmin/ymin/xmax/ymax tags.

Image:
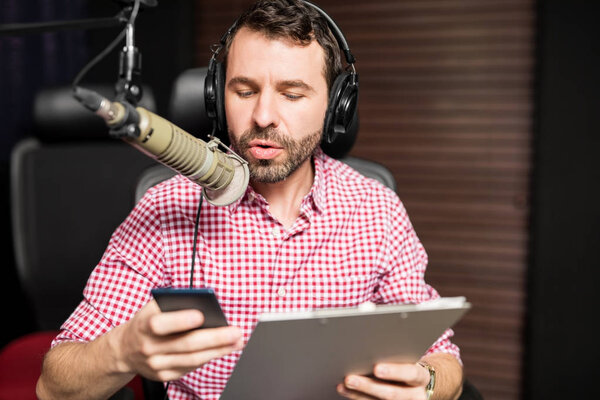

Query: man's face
<box><xmin>224</xmin><ymin>27</ymin><xmax>329</xmax><ymax>183</ymax></box>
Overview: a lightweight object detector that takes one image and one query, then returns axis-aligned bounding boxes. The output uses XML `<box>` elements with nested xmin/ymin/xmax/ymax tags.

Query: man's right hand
<box><xmin>111</xmin><ymin>299</ymin><xmax>244</xmax><ymax>382</ymax></box>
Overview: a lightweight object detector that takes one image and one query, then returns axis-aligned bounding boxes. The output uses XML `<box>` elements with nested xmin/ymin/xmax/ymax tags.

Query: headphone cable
<box><xmin>189</xmin><ymin>193</ymin><xmax>204</xmax><ymax>288</ymax></box>
<box><xmin>162</xmin><ymin>191</ymin><xmax>203</xmax><ymax>400</ymax></box>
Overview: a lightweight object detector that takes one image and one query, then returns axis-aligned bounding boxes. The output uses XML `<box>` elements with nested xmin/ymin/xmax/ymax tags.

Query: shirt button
<box><xmin>272</xmin><ymin>227</ymin><xmax>282</xmax><ymax>238</ymax></box>
<box><xmin>277</xmin><ymin>287</ymin><xmax>286</xmax><ymax>297</ymax></box>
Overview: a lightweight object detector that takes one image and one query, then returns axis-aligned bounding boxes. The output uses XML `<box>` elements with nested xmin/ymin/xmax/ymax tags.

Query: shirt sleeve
<box><xmin>374</xmin><ymin>190</ymin><xmax>462</xmax><ymax>362</ymax></box>
<box><xmin>52</xmin><ymin>190</ymin><xmax>166</xmax><ymax>347</ymax></box>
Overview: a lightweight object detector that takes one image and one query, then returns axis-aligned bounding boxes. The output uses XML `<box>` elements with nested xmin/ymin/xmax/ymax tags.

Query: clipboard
<box><xmin>220</xmin><ymin>297</ymin><xmax>471</xmax><ymax>400</ymax></box>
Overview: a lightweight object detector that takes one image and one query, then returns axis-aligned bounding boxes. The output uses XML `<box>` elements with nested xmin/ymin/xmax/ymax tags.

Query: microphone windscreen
<box><xmin>203</xmin><ymin>155</ymin><xmax>249</xmax><ymax>206</ymax></box>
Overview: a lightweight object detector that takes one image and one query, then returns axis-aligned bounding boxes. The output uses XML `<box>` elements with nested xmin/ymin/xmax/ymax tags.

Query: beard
<box><xmin>229</xmin><ymin>126</ymin><xmax>322</xmax><ymax>183</ymax></box>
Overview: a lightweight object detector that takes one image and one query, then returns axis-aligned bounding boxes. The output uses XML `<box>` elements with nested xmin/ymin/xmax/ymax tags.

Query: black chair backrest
<box><xmin>10</xmin><ymin>85</ymin><xmax>158</xmax><ymax>330</ymax></box>
<box><xmin>134</xmin><ymin>155</ymin><xmax>397</xmax><ymax>205</ymax></box>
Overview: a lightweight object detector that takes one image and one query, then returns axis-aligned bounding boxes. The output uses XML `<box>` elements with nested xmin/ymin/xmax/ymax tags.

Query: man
<box><xmin>37</xmin><ymin>1</ymin><xmax>464</xmax><ymax>399</ymax></box>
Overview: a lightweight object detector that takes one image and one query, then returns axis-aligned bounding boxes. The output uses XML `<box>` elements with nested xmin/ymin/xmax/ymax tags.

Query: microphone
<box><xmin>73</xmin><ymin>86</ymin><xmax>249</xmax><ymax>206</ymax></box>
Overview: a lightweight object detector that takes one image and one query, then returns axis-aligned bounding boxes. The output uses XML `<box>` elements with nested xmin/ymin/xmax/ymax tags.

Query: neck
<box><xmin>251</xmin><ymin>157</ymin><xmax>315</xmax><ymax>229</ymax></box>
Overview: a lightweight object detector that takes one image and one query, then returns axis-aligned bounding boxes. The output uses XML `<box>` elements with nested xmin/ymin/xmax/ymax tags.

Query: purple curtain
<box><xmin>1</xmin><ymin>0</ymin><xmax>92</xmax><ymax>347</ymax></box>
<box><xmin>0</xmin><ymin>0</ymin><xmax>87</xmax><ymax>161</ymax></box>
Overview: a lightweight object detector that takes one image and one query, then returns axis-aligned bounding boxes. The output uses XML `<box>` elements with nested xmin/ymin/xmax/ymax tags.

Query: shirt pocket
<box><xmin>309</xmin><ymin>267</ymin><xmax>376</xmax><ymax>309</ymax></box>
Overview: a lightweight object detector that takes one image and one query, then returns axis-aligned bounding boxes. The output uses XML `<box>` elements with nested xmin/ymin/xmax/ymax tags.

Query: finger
<box><xmin>373</xmin><ymin>363</ymin><xmax>429</xmax><ymax>387</ymax></box>
<box><xmin>148</xmin><ymin>308</ymin><xmax>205</xmax><ymax>336</ymax></box>
<box><xmin>337</xmin><ymin>383</ymin><xmax>378</xmax><ymax>400</ymax></box>
<box><xmin>146</xmin><ymin>342</ymin><xmax>242</xmax><ymax>372</ymax></box>
<box><xmin>136</xmin><ymin>339</ymin><xmax>242</xmax><ymax>383</ymax></box>
<box><xmin>149</xmin><ymin>326</ymin><xmax>243</xmax><ymax>355</ymax></box>
<box><xmin>343</xmin><ymin>375</ymin><xmax>427</xmax><ymax>400</ymax></box>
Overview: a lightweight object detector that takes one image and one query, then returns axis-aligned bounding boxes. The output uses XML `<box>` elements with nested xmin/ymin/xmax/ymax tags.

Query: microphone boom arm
<box><xmin>0</xmin><ymin>11</ymin><xmax>129</xmax><ymax>37</ymax></box>
<box><xmin>73</xmin><ymin>87</ymin><xmax>249</xmax><ymax>206</ymax></box>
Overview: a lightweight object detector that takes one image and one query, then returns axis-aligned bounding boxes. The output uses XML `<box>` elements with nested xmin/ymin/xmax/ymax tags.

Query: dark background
<box><xmin>525</xmin><ymin>0</ymin><xmax>600</xmax><ymax>398</ymax></box>
<box><xmin>1</xmin><ymin>1</ymin><xmax>599</xmax><ymax>398</ymax></box>
<box><xmin>0</xmin><ymin>0</ymin><xmax>194</xmax><ymax>345</ymax></box>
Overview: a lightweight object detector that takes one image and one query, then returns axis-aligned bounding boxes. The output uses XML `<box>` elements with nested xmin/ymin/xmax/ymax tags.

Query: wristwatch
<box><xmin>418</xmin><ymin>361</ymin><xmax>436</xmax><ymax>400</ymax></box>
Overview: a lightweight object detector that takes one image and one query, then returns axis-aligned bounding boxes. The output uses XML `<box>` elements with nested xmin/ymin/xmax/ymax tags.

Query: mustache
<box><xmin>238</xmin><ymin>127</ymin><xmax>294</xmax><ymax>149</ymax></box>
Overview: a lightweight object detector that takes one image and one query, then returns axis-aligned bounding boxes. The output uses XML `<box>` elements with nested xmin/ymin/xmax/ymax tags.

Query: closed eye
<box><xmin>283</xmin><ymin>93</ymin><xmax>303</xmax><ymax>100</ymax></box>
<box><xmin>238</xmin><ymin>90</ymin><xmax>255</xmax><ymax>98</ymax></box>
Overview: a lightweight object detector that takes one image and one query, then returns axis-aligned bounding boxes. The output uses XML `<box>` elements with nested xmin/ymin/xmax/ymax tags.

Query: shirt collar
<box><xmin>308</xmin><ymin>148</ymin><xmax>326</xmax><ymax>214</ymax></box>
<box><xmin>227</xmin><ymin>148</ymin><xmax>327</xmax><ymax>215</ymax></box>
<box><xmin>228</xmin><ymin>185</ymin><xmax>254</xmax><ymax>213</ymax></box>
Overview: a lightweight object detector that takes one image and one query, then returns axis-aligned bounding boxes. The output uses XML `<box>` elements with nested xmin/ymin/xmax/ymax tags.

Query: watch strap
<box><xmin>418</xmin><ymin>361</ymin><xmax>436</xmax><ymax>400</ymax></box>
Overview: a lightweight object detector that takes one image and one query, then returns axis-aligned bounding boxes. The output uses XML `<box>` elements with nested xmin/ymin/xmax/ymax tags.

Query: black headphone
<box><xmin>203</xmin><ymin>0</ymin><xmax>359</xmax><ymax>146</ymax></box>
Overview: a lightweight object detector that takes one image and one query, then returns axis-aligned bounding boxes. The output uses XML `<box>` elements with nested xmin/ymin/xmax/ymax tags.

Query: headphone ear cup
<box><xmin>213</xmin><ymin>61</ymin><xmax>228</xmax><ymax>140</ymax></box>
<box><xmin>204</xmin><ymin>59</ymin><xmax>218</xmax><ymax>119</ymax></box>
<box><xmin>323</xmin><ymin>72</ymin><xmax>359</xmax><ymax>144</ymax></box>
<box><xmin>204</xmin><ymin>60</ymin><xmax>228</xmax><ymax>143</ymax></box>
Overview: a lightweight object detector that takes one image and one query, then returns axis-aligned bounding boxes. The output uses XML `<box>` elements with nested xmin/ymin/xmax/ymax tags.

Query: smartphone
<box><xmin>151</xmin><ymin>287</ymin><xmax>229</xmax><ymax>328</ymax></box>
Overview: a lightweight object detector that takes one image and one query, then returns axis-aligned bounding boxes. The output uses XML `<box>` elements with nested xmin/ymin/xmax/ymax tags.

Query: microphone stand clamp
<box><xmin>115</xmin><ymin>12</ymin><xmax>143</xmax><ymax>106</ymax></box>
<box><xmin>107</xmin><ymin>100</ymin><xmax>141</xmax><ymax>139</ymax></box>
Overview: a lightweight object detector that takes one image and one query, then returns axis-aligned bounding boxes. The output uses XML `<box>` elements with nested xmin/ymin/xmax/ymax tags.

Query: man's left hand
<box><xmin>337</xmin><ymin>362</ymin><xmax>430</xmax><ymax>400</ymax></box>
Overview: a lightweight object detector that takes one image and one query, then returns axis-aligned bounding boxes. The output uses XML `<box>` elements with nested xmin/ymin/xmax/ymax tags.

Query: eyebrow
<box><xmin>278</xmin><ymin>80</ymin><xmax>315</xmax><ymax>93</ymax></box>
<box><xmin>227</xmin><ymin>76</ymin><xmax>255</xmax><ymax>88</ymax></box>
<box><xmin>227</xmin><ymin>76</ymin><xmax>316</xmax><ymax>93</ymax></box>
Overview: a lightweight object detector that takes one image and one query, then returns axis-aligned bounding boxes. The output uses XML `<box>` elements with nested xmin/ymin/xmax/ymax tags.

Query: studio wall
<box><xmin>192</xmin><ymin>1</ymin><xmax>535</xmax><ymax>399</ymax></box>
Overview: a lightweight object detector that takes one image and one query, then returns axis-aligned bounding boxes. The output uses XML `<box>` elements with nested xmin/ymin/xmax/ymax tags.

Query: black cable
<box><xmin>0</xmin><ymin>15</ymin><xmax>124</xmax><ymax>37</ymax></box>
<box><xmin>71</xmin><ymin>28</ymin><xmax>125</xmax><ymax>88</ymax></box>
<box><xmin>189</xmin><ymin>193</ymin><xmax>204</xmax><ymax>288</ymax></box>
<box><xmin>129</xmin><ymin>0</ymin><xmax>142</xmax><ymax>23</ymax></box>
<box><xmin>163</xmin><ymin>382</ymin><xmax>170</xmax><ymax>400</ymax></box>
<box><xmin>71</xmin><ymin>0</ymin><xmax>141</xmax><ymax>89</ymax></box>
<box><xmin>162</xmin><ymin>192</ymin><xmax>203</xmax><ymax>400</ymax></box>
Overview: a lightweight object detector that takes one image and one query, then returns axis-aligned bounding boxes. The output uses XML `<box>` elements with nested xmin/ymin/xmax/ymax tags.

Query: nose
<box><xmin>252</xmin><ymin>91</ymin><xmax>280</xmax><ymax>129</ymax></box>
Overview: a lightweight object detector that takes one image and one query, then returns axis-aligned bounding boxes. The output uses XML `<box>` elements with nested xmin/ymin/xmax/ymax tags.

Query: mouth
<box><xmin>247</xmin><ymin>140</ymin><xmax>284</xmax><ymax>160</ymax></box>
<box><xmin>248</xmin><ymin>139</ymin><xmax>283</xmax><ymax>149</ymax></box>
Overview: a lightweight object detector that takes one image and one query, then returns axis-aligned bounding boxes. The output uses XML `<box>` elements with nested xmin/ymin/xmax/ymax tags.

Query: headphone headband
<box><xmin>303</xmin><ymin>1</ymin><xmax>356</xmax><ymax>66</ymax></box>
<box><xmin>211</xmin><ymin>1</ymin><xmax>355</xmax><ymax>68</ymax></box>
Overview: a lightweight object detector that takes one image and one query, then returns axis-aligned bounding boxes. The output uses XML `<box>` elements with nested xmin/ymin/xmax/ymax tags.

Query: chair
<box><xmin>1</xmin><ymin>84</ymin><xmax>159</xmax><ymax>400</ymax></box>
<box><xmin>134</xmin><ymin>156</ymin><xmax>397</xmax><ymax>204</ymax></box>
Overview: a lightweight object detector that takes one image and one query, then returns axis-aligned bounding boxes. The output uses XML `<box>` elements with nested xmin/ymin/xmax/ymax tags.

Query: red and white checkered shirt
<box><xmin>53</xmin><ymin>149</ymin><xmax>460</xmax><ymax>399</ymax></box>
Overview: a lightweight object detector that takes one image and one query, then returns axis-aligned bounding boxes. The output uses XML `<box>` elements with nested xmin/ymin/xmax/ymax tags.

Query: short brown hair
<box><xmin>223</xmin><ymin>0</ymin><xmax>343</xmax><ymax>90</ymax></box>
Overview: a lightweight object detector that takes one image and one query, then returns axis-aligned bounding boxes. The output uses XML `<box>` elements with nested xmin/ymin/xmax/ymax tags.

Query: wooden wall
<box><xmin>192</xmin><ymin>1</ymin><xmax>535</xmax><ymax>399</ymax></box>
